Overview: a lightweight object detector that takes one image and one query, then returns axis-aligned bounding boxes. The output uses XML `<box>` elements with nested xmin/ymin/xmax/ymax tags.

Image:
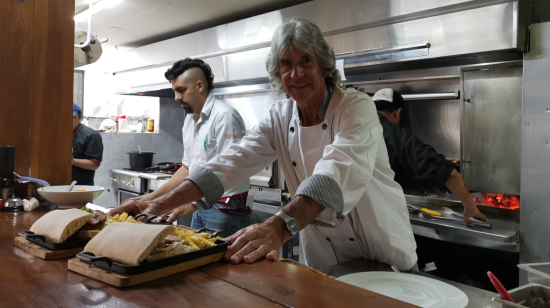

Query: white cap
<box><xmin>372</xmin><ymin>88</ymin><xmax>394</xmax><ymax>103</ymax></box>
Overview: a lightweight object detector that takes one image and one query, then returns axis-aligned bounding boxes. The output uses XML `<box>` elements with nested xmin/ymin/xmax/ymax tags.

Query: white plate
<box><xmin>37</xmin><ymin>185</ymin><xmax>104</xmax><ymax>208</ymax></box>
<box><xmin>336</xmin><ymin>272</ymin><xmax>468</xmax><ymax>308</ymax></box>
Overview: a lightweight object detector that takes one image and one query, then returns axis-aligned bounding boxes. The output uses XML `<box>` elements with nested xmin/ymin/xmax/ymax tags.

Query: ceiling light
<box><xmin>75</xmin><ymin>0</ymin><xmax>121</xmax><ymax>22</ymax></box>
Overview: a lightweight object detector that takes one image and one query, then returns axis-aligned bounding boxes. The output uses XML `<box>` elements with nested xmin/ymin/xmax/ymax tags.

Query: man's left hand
<box><xmin>159</xmin><ymin>204</ymin><xmax>197</xmax><ymax>223</ymax></box>
<box><xmin>224</xmin><ymin>217</ymin><xmax>289</xmax><ymax>264</ymax></box>
<box><xmin>108</xmin><ymin>199</ymin><xmax>163</xmax><ymax>221</ymax></box>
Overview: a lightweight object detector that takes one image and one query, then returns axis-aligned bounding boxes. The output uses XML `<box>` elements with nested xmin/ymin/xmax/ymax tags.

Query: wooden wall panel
<box><xmin>0</xmin><ymin>0</ymin><xmax>74</xmax><ymax>186</ymax></box>
<box><xmin>30</xmin><ymin>0</ymin><xmax>74</xmax><ymax>185</ymax></box>
<box><xmin>0</xmin><ymin>0</ymin><xmax>34</xmax><ymax>178</ymax></box>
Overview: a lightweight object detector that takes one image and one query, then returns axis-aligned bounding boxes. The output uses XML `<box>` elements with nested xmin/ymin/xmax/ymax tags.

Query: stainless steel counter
<box><xmin>409</xmin><ymin>213</ymin><xmax>519</xmax><ymax>243</ymax></box>
<box><xmin>138</xmin><ymin>172</ymin><xmax>173</xmax><ymax>180</ymax></box>
<box><xmin>405</xmin><ymin>195</ymin><xmax>520</xmax><ymax>252</ymax></box>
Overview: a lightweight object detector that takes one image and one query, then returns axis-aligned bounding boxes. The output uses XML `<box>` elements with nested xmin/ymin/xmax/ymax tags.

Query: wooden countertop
<box><xmin>1</xmin><ymin>210</ymin><xmax>417</xmax><ymax>308</ymax></box>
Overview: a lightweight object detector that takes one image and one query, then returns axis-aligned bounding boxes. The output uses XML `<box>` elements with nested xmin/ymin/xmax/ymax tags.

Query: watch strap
<box><xmin>275</xmin><ymin>211</ymin><xmax>300</xmax><ymax>237</ymax></box>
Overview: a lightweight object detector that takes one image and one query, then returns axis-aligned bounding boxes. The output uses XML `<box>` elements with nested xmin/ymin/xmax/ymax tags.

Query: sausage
<box><xmin>164</xmin><ymin>235</ymin><xmax>182</xmax><ymax>244</ymax></box>
<box><xmin>157</xmin><ymin>235</ymin><xmax>183</xmax><ymax>249</ymax></box>
<box><xmin>80</xmin><ymin>210</ymin><xmax>107</xmax><ymax>230</ymax></box>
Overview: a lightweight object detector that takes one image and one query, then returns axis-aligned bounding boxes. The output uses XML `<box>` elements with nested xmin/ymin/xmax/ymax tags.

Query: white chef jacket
<box><xmin>182</xmin><ymin>93</ymin><xmax>249</xmax><ymax>198</ymax></box>
<box><xmin>187</xmin><ymin>87</ymin><xmax>417</xmax><ymax>270</ymax></box>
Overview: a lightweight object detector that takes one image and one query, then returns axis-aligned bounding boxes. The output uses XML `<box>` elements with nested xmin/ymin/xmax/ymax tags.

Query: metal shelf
<box><xmin>409</xmin><ymin>213</ymin><xmax>519</xmax><ymax>243</ymax></box>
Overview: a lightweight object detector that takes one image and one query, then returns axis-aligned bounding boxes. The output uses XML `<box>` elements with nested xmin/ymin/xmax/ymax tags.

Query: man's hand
<box><xmin>108</xmin><ymin>180</ymin><xmax>204</xmax><ymax>221</ymax></box>
<box><xmin>119</xmin><ymin>195</ymin><xmax>143</xmax><ymax>207</ymax></box>
<box><xmin>224</xmin><ymin>217</ymin><xmax>289</xmax><ymax>264</ymax></box>
<box><xmin>159</xmin><ymin>204</ymin><xmax>197</xmax><ymax>223</ymax></box>
<box><xmin>463</xmin><ymin>206</ymin><xmax>487</xmax><ymax>226</ymax></box>
<box><xmin>108</xmin><ymin>198</ymin><xmax>161</xmax><ymax>221</ymax></box>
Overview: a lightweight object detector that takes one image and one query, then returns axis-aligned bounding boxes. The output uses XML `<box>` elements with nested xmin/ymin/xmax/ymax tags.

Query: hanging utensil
<box><xmin>487</xmin><ymin>271</ymin><xmax>514</xmax><ymax>303</ymax></box>
<box><xmin>67</xmin><ymin>181</ymin><xmax>77</xmax><ymax>192</ymax></box>
<box><xmin>138</xmin><ymin>145</ymin><xmax>142</xmax><ymax>153</ymax></box>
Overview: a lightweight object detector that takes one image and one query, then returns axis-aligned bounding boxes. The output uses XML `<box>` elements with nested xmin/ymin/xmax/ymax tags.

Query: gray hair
<box><xmin>266</xmin><ymin>18</ymin><xmax>341</xmax><ymax>93</ymax></box>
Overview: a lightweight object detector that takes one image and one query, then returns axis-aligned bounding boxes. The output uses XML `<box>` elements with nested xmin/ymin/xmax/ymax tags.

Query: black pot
<box><xmin>127</xmin><ymin>151</ymin><xmax>155</xmax><ymax>171</ymax></box>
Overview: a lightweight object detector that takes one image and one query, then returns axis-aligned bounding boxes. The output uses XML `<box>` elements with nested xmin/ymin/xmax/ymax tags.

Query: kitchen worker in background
<box><xmin>120</xmin><ymin>58</ymin><xmax>252</xmax><ymax>238</ymax></box>
<box><xmin>72</xmin><ymin>103</ymin><xmax>103</xmax><ymax>186</ymax></box>
<box><xmin>111</xmin><ymin>18</ymin><xmax>418</xmax><ymax>271</ymax></box>
<box><xmin>373</xmin><ymin>88</ymin><xmax>487</xmax><ymax>225</ymax></box>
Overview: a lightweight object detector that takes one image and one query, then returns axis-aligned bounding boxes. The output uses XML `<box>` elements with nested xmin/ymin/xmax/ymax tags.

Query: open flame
<box><xmin>475</xmin><ymin>193</ymin><xmax>520</xmax><ymax>210</ymax></box>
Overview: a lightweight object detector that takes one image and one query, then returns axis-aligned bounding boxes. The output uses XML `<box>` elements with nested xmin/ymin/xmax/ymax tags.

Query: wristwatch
<box><xmin>275</xmin><ymin>211</ymin><xmax>300</xmax><ymax>237</ymax></box>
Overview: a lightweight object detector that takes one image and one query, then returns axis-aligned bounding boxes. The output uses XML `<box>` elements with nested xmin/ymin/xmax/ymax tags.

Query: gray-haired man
<box><xmin>111</xmin><ymin>19</ymin><xmax>417</xmax><ymax>271</ymax></box>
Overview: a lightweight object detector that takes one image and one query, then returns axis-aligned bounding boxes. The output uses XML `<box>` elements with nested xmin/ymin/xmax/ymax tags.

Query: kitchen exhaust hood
<box><xmin>112</xmin><ymin>0</ymin><xmax>527</xmax><ymax>96</ymax></box>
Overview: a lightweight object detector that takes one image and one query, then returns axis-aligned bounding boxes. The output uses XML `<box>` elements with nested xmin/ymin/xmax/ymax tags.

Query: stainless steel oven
<box><xmin>109</xmin><ymin>169</ymin><xmax>147</xmax><ymax>206</ymax></box>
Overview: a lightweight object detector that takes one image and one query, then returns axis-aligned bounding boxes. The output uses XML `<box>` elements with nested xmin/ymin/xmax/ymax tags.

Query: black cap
<box><xmin>372</xmin><ymin>88</ymin><xmax>404</xmax><ymax>110</ymax></box>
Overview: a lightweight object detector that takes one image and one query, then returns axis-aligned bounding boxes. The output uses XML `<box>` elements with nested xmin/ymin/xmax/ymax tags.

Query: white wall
<box><xmin>77</xmin><ymin>45</ymin><xmax>159</xmax><ymax>130</ymax></box>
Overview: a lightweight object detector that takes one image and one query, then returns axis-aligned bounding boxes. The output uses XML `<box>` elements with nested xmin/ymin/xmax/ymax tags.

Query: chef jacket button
<box><xmin>292</xmin><ymin>161</ymin><xmax>297</xmax><ymax>167</ymax></box>
<box><xmin>326</xmin><ymin>237</ymin><xmax>331</xmax><ymax>241</ymax></box>
<box><xmin>290</xmin><ymin>127</ymin><xmax>294</xmax><ymax>132</ymax></box>
<box><xmin>349</xmin><ymin>238</ymin><xmax>355</xmax><ymax>241</ymax></box>
<box><xmin>322</xmin><ymin>124</ymin><xmax>327</xmax><ymax>130</ymax></box>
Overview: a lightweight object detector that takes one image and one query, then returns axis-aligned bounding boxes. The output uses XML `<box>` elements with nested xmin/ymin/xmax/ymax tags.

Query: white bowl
<box><xmin>37</xmin><ymin>185</ymin><xmax>104</xmax><ymax>209</ymax></box>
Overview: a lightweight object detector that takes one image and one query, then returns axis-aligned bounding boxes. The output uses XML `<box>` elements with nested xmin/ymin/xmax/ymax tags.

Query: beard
<box><xmin>180</xmin><ymin>101</ymin><xmax>194</xmax><ymax>114</ymax></box>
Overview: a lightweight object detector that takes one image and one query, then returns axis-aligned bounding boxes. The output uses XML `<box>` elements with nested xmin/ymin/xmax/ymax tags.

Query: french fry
<box><xmin>198</xmin><ymin>237</ymin><xmax>215</xmax><ymax>247</ymax></box>
<box><xmin>112</xmin><ymin>214</ymin><xmax>120</xmax><ymax>222</ymax></box>
<box><xmin>189</xmin><ymin>236</ymin><xmax>204</xmax><ymax>249</ymax></box>
<box><xmin>196</xmin><ymin>233</ymin><xmax>211</xmax><ymax>239</ymax></box>
<box><xmin>207</xmin><ymin>238</ymin><xmax>217</xmax><ymax>243</ymax></box>
<box><xmin>184</xmin><ymin>239</ymin><xmax>200</xmax><ymax>251</ymax></box>
<box><xmin>119</xmin><ymin>212</ymin><xmax>128</xmax><ymax>222</ymax></box>
<box><xmin>126</xmin><ymin>216</ymin><xmax>138</xmax><ymax>223</ymax></box>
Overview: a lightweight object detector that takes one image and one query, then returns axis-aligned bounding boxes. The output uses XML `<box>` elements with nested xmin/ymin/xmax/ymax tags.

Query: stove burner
<box><xmin>123</xmin><ymin>167</ymin><xmax>145</xmax><ymax>172</ymax></box>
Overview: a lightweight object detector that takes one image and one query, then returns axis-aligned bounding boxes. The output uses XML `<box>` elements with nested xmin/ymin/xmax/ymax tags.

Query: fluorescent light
<box><xmin>75</xmin><ymin>0</ymin><xmax>121</xmax><ymax>21</ymax></box>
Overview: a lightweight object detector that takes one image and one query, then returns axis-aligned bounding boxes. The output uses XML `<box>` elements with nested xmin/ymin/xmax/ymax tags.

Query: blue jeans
<box><xmin>191</xmin><ymin>197</ymin><xmax>252</xmax><ymax>238</ymax></box>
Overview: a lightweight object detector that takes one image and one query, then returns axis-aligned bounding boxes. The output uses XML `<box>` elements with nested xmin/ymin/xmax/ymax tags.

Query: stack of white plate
<box><xmin>336</xmin><ymin>272</ymin><xmax>468</xmax><ymax>308</ymax></box>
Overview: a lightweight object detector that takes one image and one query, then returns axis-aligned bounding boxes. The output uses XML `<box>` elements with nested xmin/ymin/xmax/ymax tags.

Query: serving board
<box><xmin>68</xmin><ymin>251</ymin><xmax>225</xmax><ymax>287</ymax></box>
<box><xmin>14</xmin><ymin>236</ymin><xmax>84</xmax><ymax>259</ymax></box>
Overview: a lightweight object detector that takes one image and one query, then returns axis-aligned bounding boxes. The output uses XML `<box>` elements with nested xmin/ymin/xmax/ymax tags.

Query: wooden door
<box><xmin>0</xmin><ymin>0</ymin><xmax>34</xmax><ymax>178</ymax></box>
<box><xmin>0</xmin><ymin>0</ymin><xmax>74</xmax><ymax>186</ymax></box>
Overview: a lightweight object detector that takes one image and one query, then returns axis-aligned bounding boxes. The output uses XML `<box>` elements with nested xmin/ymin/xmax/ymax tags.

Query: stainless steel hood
<box><xmin>112</xmin><ymin>0</ymin><xmax>527</xmax><ymax>95</ymax></box>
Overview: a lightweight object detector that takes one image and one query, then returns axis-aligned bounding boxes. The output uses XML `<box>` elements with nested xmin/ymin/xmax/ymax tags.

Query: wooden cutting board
<box><xmin>68</xmin><ymin>251</ymin><xmax>224</xmax><ymax>287</ymax></box>
<box><xmin>14</xmin><ymin>236</ymin><xmax>84</xmax><ymax>259</ymax></box>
